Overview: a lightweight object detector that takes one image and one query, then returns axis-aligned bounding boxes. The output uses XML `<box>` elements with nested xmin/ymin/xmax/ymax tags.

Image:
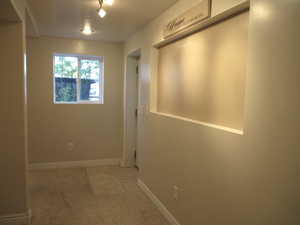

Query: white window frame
<box><xmin>53</xmin><ymin>53</ymin><xmax>104</xmax><ymax>104</ymax></box>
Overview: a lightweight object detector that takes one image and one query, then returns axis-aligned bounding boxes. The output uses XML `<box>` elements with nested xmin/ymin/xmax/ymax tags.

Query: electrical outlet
<box><xmin>67</xmin><ymin>142</ymin><xmax>74</xmax><ymax>151</ymax></box>
<box><xmin>173</xmin><ymin>186</ymin><xmax>179</xmax><ymax>200</ymax></box>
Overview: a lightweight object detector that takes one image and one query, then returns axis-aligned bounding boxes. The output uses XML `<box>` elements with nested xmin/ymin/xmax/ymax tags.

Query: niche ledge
<box><xmin>150</xmin><ymin>111</ymin><xmax>244</xmax><ymax>135</ymax></box>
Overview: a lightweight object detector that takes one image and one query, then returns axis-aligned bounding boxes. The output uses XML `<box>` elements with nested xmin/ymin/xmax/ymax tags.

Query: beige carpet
<box><xmin>29</xmin><ymin>166</ymin><xmax>169</xmax><ymax>225</ymax></box>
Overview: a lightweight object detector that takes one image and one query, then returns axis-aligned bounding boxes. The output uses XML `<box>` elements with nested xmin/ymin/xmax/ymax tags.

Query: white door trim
<box><xmin>122</xmin><ymin>48</ymin><xmax>141</xmax><ymax>167</ymax></box>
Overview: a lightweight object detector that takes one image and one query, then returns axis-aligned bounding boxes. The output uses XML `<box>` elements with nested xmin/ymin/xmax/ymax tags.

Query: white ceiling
<box><xmin>0</xmin><ymin>0</ymin><xmax>20</xmax><ymax>22</ymax></box>
<box><xmin>27</xmin><ymin>0</ymin><xmax>178</xmax><ymax>42</ymax></box>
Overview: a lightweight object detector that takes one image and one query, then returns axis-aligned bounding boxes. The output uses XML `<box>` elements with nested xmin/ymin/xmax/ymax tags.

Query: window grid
<box><xmin>53</xmin><ymin>53</ymin><xmax>104</xmax><ymax>104</ymax></box>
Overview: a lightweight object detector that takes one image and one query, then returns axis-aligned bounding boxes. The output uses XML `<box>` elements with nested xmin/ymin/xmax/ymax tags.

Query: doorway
<box><xmin>122</xmin><ymin>49</ymin><xmax>141</xmax><ymax>168</ymax></box>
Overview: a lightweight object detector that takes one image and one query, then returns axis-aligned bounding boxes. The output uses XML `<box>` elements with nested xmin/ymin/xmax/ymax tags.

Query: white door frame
<box><xmin>122</xmin><ymin>48</ymin><xmax>141</xmax><ymax>167</ymax></box>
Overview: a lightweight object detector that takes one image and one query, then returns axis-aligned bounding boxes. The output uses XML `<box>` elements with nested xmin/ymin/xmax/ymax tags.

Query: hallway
<box><xmin>1</xmin><ymin>1</ymin><xmax>300</xmax><ymax>225</ymax></box>
<box><xmin>29</xmin><ymin>166</ymin><xmax>169</xmax><ymax>225</ymax></box>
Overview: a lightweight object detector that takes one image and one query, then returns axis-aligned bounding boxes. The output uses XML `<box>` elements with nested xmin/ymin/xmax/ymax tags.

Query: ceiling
<box><xmin>0</xmin><ymin>0</ymin><xmax>21</xmax><ymax>22</ymax></box>
<box><xmin>27</xmin><ymin>0</ymin><xmax>177</xmax><ymax>42</ymax></box>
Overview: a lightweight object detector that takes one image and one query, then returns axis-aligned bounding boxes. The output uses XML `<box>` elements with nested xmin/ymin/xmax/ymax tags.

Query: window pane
<box><xmin>54</xmin><ymin>56</ymin><xmax>78</xmax><ymax>102</ymax></box>
<box><xmin>79</xmin><ymin>59</ymin><xmax>101</xmax><ymax>101</ymax></box>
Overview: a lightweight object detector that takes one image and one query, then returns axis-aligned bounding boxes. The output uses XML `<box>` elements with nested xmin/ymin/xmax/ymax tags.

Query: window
<box><xmin>53</xmin><ymin>54</ymin><xmax>104</xmax><ymax>104</ymax></box>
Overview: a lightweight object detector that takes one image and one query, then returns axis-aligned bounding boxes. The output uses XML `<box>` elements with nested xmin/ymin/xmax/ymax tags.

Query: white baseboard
<box><xmin>0</xmin><ymin>209</ymin><xmax>31</xmax><ymax>225</ymax></box>
<box><xmin>29</xmin><ymin>158</ymin><xmax>121</xmax><ymax>170</ymax></box>
<box><xmin>137</xmin><ymin>179</ymin><xmax>181</xmax><ymax>225</ymax></box>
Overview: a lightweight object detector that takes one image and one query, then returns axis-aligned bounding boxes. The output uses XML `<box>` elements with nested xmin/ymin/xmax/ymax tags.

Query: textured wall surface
<box><xmin>0</xmin><ymin>22</ymin><xmax>28</xmax><ymax>216</ymax></box>
<box><xmin>124</xmin><ymin>0</ymin><xmax>300</xmax><ymax>224</ymax></box>
<box><xmin>27</xmin><ymin>37</ymin><xmax>124</xmax><ymax>163</ymax></box>
<box><xmin>157</xmin><ymin>12</ymin><xmax>248</xmax><ymax>130</ymax></box>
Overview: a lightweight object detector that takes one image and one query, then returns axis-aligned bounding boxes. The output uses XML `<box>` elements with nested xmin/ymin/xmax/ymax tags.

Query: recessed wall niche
<box><xmin>156</xmin><ymin>11</ymin><xmax>249</xmax><ymax>131</ymax></box>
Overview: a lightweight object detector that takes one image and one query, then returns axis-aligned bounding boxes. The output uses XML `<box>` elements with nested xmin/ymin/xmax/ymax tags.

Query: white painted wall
<box><xmin>0</xmin><ymin>0</ymin><xmax>29</xmax><ymax>220</ymax></box>
<box><xmin>27</xmin><ymin>37</ymin><xmax>124</xmax><ymax>164</ymax></box>
<box><xmin>124</xmin><ymin>0</ymin><xmax>300</xmax><ymax>224</ymax></box>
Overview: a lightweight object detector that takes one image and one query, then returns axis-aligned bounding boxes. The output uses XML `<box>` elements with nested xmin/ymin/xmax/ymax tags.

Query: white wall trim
<box><xmin>29</xmin><ymin>158</ymin><xmax>121</xmax><ymax>170</ymax></box>
<box><xmin>0</xmin><ymin>209</ymin><xmax>31</xmax><ymax>225</ymax></box>
<box><xmin>25</xmin><ymin>1</ymin><xmax>40</xmax><ymax>37</ymax></box>
<box><xmin>10</xmin><ymin>0</ymin><xmax>24</xmax><ymax>22</ymax></box>
<box><xmin>137</xmin><ymin>179</ymin><xmax>181</xmax><ymax>225</ymax></box>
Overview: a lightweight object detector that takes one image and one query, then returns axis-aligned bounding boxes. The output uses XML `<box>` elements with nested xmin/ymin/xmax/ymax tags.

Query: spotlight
<box><xmin>98</xmin><ymin>8</ymin><xmax>107</xmax><ymax>18</ymax></box>
<box><xmin>104</xmin><ymin>0</ymin><xmax>114</xmax><ymax>6</ymax></box>
<box><xmin>81</xmin><ymin>26</ymin><xmax>94</xmax><ymax>35</ymax></box>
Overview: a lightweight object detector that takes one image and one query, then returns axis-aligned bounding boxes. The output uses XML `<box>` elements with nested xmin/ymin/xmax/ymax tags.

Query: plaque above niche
<box><xmin>163</xmin><ymin>0</ymin><xmax>211</xmax><ymax>39</ymax></box>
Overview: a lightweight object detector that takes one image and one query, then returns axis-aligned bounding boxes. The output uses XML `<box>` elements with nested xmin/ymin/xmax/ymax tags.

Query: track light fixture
<box><xmin>80</xmin><ymin>0</ymin><xmax>114</xmax><ymax>34</ymax></box>
<box><xmin>105</xmin><ymin>0</ymin><xmax>114</xmax><ymax>5</ymax></box>
<box><xmin>98</xmin><ymin>8</ymin><xmax>107</xmax><ymax>18</ymax></box>
<box><xmin>97</xmin><ymin>0</ymin><xmax>113</xmax><ymax>18</ymax></box>
<box><xmin>80</xmin><ymin>25</ymin><xmax>95</xmax><ymax>35</ymax></box>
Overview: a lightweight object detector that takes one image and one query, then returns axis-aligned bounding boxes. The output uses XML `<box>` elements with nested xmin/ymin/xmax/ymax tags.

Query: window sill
<box><xmin>54</xmin><ymin>101</ymin><xmax>103</xmax><ymax>105</ymax></box>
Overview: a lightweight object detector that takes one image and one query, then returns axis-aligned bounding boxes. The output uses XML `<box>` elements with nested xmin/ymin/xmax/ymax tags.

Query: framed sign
<box><xmin>163</xmin><ymin>0</ymin><xmax>211</xmax><ymax>39</ymax></box>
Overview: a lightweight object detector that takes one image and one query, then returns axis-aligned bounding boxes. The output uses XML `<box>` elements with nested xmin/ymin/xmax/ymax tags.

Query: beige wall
<box><xmin>125</xmin><ymin>0</ymin><xmax>300</xmax><ymax>225</ymax></box>
<box><xmin>27</xmin><ymin>37</ymin><xmax>124</xmax><ymax>163</ymax></box>
<box><xmin>157</xmin><ymin>12</ymin><xmax>248</xmax><ymax>130</ymax></box>
<box><xmin>0</xmin><ymin>21</ymin><xmax>28</xmax><ymax>216</ymax></box>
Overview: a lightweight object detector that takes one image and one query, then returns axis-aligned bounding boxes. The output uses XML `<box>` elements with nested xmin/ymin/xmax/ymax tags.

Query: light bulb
<box><xmin>104</xmin><ymin>0</ymin><xmax>114</xmax><ymax>6</ymax></box>
<box><xmin>81</xmin><ymin>26</ymin><xmax>93</xmax><ymax>35</ymax></box>
<box><xmin>98</xmin><ymin>8</ymin><xmax>107</xmax><ymax>18</ymax></box>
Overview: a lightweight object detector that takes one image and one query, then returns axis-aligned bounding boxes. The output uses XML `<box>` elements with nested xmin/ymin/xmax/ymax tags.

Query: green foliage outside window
<box><xmin>55</xmin><ymin>56</ymin><xmax>77</xmax><ymax>78</ymax></box>
<box><xmin>57</xmin><ymin>83</ymin><xmax>76</xmax><ymax>102</ymax></box>
<box><xmin>80</xmin><ymin>59</ymin><xmax>100</xmax><ymax>79</ymax></box>
<box><xmin>54</xmin><ymin>55</ymin><xmax>101</xmax><ymax>102</ymax></box>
